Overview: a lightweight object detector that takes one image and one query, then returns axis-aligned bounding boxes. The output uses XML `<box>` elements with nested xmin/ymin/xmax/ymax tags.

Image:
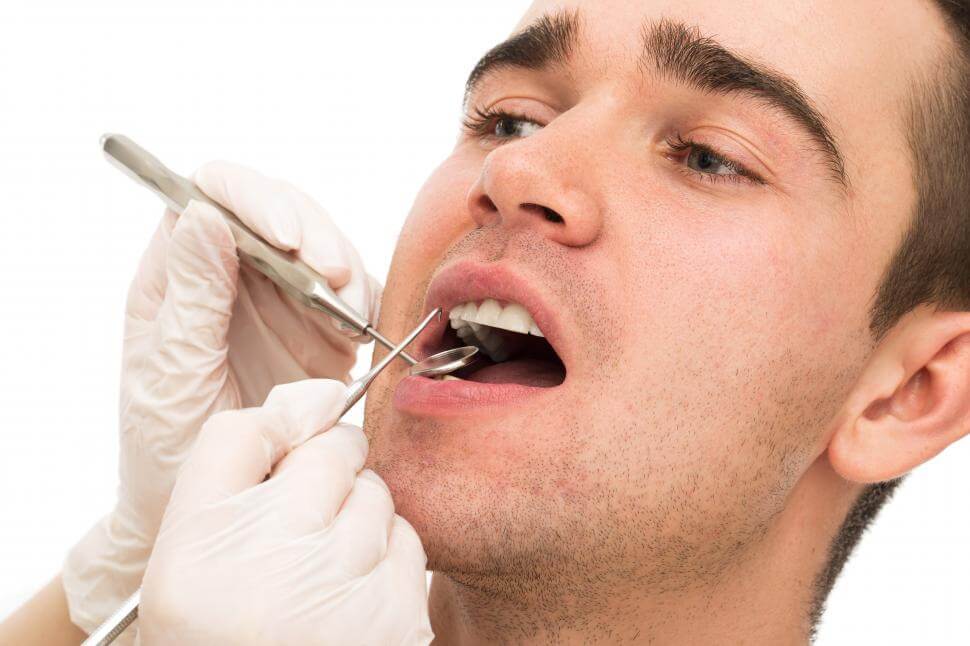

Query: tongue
<box><xmin>463</xmin><ymin>358</ymin><xmax>565</xmax><ymax>387</ymax></box>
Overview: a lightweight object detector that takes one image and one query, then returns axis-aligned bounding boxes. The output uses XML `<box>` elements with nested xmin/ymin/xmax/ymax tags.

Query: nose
<box><xmin>466</xmin><ymin>133</ymin><xmax>603</xmax><ymax>248</ymax></box>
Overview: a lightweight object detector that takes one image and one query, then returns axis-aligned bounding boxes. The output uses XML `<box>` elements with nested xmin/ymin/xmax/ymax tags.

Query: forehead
<box><xmin>520</xmin><ymin>0</ymin><xmax>940</xmax><ymax>96</ymax></box>
<box><xmin>517</xmin><ymin>0</ymin><xmax>944</xmax><ymax>184</ymax></box>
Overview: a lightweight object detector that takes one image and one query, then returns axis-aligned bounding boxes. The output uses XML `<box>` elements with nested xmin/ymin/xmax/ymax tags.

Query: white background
<box><xmin>0</xmin><ymin>1</ymin><xmax>967</xmax><ymax>643</ymax></box>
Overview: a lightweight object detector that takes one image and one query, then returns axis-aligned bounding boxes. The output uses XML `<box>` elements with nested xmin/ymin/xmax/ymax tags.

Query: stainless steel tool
<box><xmin>102</xmin><ymin>132</ymin><xmax>417</xmax><ymax>362</ymax></box>
<box><xmin>83</xmin><ymin>308</ymin><xmax>443</xmax><ymax>646</ymax></box>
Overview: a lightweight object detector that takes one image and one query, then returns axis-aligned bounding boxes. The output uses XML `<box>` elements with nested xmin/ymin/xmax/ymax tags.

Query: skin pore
<box><xmin>362</xmin><ymin>1</ymin><xmax>958</xmax><ymax>643</ymax></box>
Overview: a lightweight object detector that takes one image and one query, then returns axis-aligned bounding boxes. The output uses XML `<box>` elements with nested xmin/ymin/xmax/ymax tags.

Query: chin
<box><xmin>364</xmin><ymin>391</ymin><xmax>595</xmax><ymax>578</ymax></box>
<box><xmin>364</xmin><ymin>428</ymin><xmax>485</xmax><ymax>571</ymax></box>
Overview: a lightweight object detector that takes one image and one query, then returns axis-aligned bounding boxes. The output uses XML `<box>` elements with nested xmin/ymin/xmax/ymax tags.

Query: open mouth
<box><xmin>395</xmin><ymin>261</ymin><xmax>570</xmax><ymax>416</ymax></box>
<box><xmin>429</xmin><ymin>299</ymin><xmax>566</xmax><ymax>388</ymax></box>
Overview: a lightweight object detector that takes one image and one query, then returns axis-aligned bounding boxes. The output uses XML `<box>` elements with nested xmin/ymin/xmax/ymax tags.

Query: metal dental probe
<box><xmin>82</xmin><ymin>308</ymin><xmax>442</xmax><ymax>646</ymax></box>
<box><xmin>100</xmin><ymin>133</ymin><xmax>416</xmax><ymax>364</ymax></box>
<box><xmin>341</xmin><ymin>308</ymin><xmax>442</xmax><ymax>414</ymax></box>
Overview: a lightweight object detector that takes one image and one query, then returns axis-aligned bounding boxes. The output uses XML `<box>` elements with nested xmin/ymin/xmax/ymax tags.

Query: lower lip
<box><xmin>393</xmin><ymin>375</ymin><xmax>551</xmax><ymax>416</ymax></box>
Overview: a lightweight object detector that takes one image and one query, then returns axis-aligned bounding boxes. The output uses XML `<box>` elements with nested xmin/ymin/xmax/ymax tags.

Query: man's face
<box><xmin>364</xmin><ymin>0</ymin><xmax>941</xmax><ymax>592</ymax></box>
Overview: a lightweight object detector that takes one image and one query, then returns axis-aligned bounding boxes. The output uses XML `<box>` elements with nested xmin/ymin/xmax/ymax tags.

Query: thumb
<box><xmin>128</xmin><ymin>200</ymin><xmax>240</xmax><ymax>455</ymax></box>
<box><xmin>165</xmin><ymin>379</ymin><xmax>351</xmax><ymax>521</ymax></box>
<box><xmin>155</xmin><ymin>199</ymin><xmax>238</xmax><ymax>360</ymax></box>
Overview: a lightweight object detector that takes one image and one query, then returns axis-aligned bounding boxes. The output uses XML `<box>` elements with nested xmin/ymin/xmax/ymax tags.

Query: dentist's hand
<box><xmin>138</xmin><ymin>379</ymin><xmax>433</xmax><ymax>646</ymax></box>
<box><xmin>63</xmin><ymin>163</ymin><xmax>382</xmax><ymax>637</ymax></box>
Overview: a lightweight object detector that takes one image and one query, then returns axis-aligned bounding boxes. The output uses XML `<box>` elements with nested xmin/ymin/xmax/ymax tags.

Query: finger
<box><xmin>168</xmin><ymin>379</ymin><xmax>350</xmax><ymax>517</ymax></box>
<box><xmin>193</xmin><ymin>162</ymin><xmax>355</xmax><ymax>287</ymax></box>
<box><xmin>331</xmin><ymin>272</ymin><xmax>383</xmax><ymax>342</ymax></box>
<box><xmin>374</xmin><ymin>515</ymin><xmax>435</xmax><ymax>644</ymax></box>
<box><xmin>385</xmin><ymin>514</ymin><xmax>429</xmax><ymax>573</ymax></box>
<box><xmin>367</xmin><ymin>274</ymin><xmax>384</xmax><ymax>324</ymax></box>
<box><xmin>327</xmin><ymin>249</ymin><xmax>374</xmax><ymax>338</ymax></box>
<box><xmin>319</xmin><ymin>469</ymin><xmax>396</xmax><ymax>578</ymax></box>
<box><xmin>269</xmin><ymin>424</ymin><xmax>371</xmax><ymax>532</ymax></box>
<box><xmin>281</xmin><ymin>179</ymin><xmax>354</xmax><ymax>287</ymax></box>
<box><xmin>154</xmin><ymin>200</ymin><xmax>238</xmax><ymax>351</ymax></box>
<box><xmin>193</xmin><ymin>161</ymin><xmax>300</xmax><ymax>251</ymax></box>
<box><xmin>125</xmin><ymin>209</ymin><xmax>178</xmax><ymax>322</ymax></box>
<box><xmin>194</xmin><ymin>161</ymin><xmax>381</xmax><ymax>344</ymax></box>
<box><xmin>300</xmin><ymin>512</ymin><xmax>432</xmax><ymax>646</ymax></box>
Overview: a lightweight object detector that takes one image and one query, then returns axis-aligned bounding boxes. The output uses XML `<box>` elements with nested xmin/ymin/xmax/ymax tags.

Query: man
<box><xmin>3</xmin><ymin>0</ymin><xmax>969</xmax><ymax>643</ymax></box>
<box><xmin>364</xmin><ymin>0</ymin><xmax>970</xmax><ymax>641</ymax></box>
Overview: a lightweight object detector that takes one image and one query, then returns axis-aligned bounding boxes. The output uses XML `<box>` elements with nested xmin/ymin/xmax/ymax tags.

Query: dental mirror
<box><xmin>409</xmin><ymin>345</ymin><xmax>479</xmax><ymax>378</ymax></box>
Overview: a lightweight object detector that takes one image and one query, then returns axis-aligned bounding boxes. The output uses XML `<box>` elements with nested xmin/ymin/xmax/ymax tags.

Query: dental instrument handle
<box><xmin>100</xmin><ymin>133</ymin><xmax>416</xmax><ymax>366</ymax></box>
<box><xmin>81</xmin><ymin>590</ymin><xmax>139</xmax><ymax>646</ymax></box>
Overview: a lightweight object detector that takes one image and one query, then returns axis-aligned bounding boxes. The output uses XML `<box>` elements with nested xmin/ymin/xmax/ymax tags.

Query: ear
<box><xmin>828</xmin><ymin>305</ymin><xmax>970</xmax><ymax>483</ymax></box>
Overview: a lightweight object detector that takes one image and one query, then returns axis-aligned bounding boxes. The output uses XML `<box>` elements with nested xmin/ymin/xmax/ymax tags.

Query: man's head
<box><xmin>363</xmin><ymin>0</ymin><xmax>970</xmax><ymax>635</ymax></box>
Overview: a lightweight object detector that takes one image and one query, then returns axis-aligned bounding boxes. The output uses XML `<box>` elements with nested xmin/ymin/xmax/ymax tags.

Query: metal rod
<box><xmin>81</xmin><ymin>590</ymin><xmax>139</xmax><ymax>646</ymax></box>
<box><xmin>343</xmin><ymin>309</ymin><xmax>439</xmax><ymax>415</ymax></box>
<box><xmin>366</xmin><ymin>326</ymin><xmax>417</xmax><ymax>366</ymax></box>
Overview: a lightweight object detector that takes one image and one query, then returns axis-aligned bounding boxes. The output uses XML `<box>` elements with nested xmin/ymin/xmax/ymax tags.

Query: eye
<box><xmin>686</xmin><ymin>147</ymin><xmax>736</xmax><ymax>176</ymax></box>
<box><xmin>665</xmin><ymin>132</ymin><xmax>765</xmax><ymax>186</ymax></box>
<box><xmin>463</xmin><ymin>106</ymin><xmax>543</xmax><ymax>141</ymax></box>
<box><xmin>494</xmin><ymin>115</ymin><xmax>542</xmax><ymax>139</ymax></box>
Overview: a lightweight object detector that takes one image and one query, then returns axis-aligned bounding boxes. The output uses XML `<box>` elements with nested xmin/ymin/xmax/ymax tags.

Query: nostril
<box><xmin>522</xmin><ymin>203</ymin><xmax>564</xmax><ymax>224</ymax></box>
<box><xmin>471</xmin><ymin>194</ymin><xmax>500</xmax><ymax>226</ymax></box>
<box><xmin>542</xmin><ymin>208</ymin><xmax>564</xmax><ymax>224</ymax></box>
<box><xmin>477</xmin><ymin>195</ymin><xmax>497</xmax><ymax>212</ymax></box>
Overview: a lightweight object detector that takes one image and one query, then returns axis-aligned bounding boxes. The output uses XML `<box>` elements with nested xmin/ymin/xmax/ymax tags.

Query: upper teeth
<box><xmin>449</xmin><ymin>299</ymin><xmax>544</xmax><ymax>337</ymax></box>
<box><xmin>449</xmin><ymin>299</ymin><xmax>544</xmax><ymax>362</ymax></box>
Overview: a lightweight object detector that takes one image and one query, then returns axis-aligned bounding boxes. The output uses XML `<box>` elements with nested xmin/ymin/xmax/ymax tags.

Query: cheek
<box><xmin>398</xmin><ymin>155</ymin><xmax>480</xmax><ymax>261</ymax></box>
<box><xmin>614</xmin><ymin>193</ymin><xmax>867</xmax><ymax>363</ymax></box>
<box><xmin>600</xmin><ymin>193</ymin><xmax>870</xmax><ymax>471</ymax></box>
<box><xmin>379</xmin><ymin>154</ymin><xmax>481</xmax><ymax>323</ymax></box>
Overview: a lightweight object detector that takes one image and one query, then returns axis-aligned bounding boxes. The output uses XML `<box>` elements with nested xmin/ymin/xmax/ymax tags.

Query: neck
<box><xmin>428</xmin><ymin>458</ymin><xmax>856</xmax><ymax>645</ymax></box>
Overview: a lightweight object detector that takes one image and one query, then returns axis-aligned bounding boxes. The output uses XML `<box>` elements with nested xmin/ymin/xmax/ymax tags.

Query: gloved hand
<box><xmin>138</xmin><ymin>379</ymin><xmax>434</xmax><ymax>646</ymax></box>
<box><xmin>63</xmin><ymin>163</ymin><xmax>382</xmax><ymax>638</ymax></box>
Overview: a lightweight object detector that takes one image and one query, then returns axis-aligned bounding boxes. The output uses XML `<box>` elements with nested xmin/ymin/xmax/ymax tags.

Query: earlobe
<box><xmin>828</xmin><ymin>309</ymin><xmax>970</xmax><ymax>484</ymax></box>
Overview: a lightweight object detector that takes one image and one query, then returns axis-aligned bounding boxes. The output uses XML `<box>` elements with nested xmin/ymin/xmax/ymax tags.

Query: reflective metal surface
<box><xmin>409</xmin><ymin>345</ymin><xmax>479</xmax><ymax>378</ymax></box>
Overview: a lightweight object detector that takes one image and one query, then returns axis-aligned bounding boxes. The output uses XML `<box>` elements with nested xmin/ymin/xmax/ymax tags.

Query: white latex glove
<box><xmin>138</xmin><ymin>379</ymin><xmax>433</xmax><ymax>646</ymax></box>
<box><xmin>63</xmin><ymin>163</ymin><xmax>382</xmax><ymax>638</ymax></box>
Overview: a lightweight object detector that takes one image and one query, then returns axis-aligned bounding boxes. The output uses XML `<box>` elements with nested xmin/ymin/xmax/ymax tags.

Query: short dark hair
<box><xmin>810</xmin><ymin>0</ymin><xmax>970</xmax><ymax>634</ymax></box>
<box><xmin>869</xmin><ymin>1</ymin><xmax>970</xmax><ymax>337</ymax></box>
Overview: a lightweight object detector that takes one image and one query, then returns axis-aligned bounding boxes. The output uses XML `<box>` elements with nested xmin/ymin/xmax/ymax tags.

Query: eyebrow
<box><xmin>464</xmin><ymin>11</ymin><xmax>580</xmax><ymax>105</ymax></box>
<box><xmin>465</xmin><ymin>13</ymin><xmax>848</xmax><ymax>191</ymax></box>
<box><xmin>642</xmin><ymin>19</ymin><xmax>847</xmax><ymax>189</ymax></box>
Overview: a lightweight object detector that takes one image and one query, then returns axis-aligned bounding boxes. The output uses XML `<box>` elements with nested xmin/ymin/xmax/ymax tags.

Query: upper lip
<box><xmin>415</xmin><ymin>259</ymin><xmax>569</xmax><ymax>370</ymax></box>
